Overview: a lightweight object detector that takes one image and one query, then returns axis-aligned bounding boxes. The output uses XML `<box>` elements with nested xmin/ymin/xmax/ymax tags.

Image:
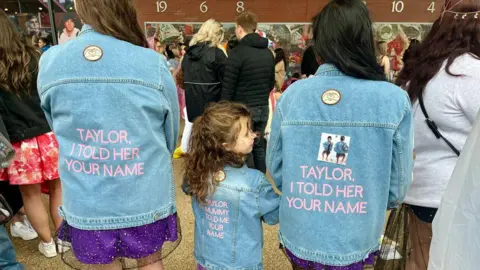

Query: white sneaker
<box><xmin>10</xmin><ymin>221</ymin><xmax>38</xmax><ymax>240</ymax></box>
<box><xmin>38</xmin><ymin>239</ymin><xmax>58</xmax><ymax>258</ymax></box>
<box><xmin>57</xmin><ymin>239</ymin><xmax>71</xmax><ymax>254</ymax></box>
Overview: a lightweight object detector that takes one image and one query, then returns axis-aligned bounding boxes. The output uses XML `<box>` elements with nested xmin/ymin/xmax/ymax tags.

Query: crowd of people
<box><xmin>0</xmin><ymin>0</ymin><xmax>479</xmax><ymax>269</ymax></box>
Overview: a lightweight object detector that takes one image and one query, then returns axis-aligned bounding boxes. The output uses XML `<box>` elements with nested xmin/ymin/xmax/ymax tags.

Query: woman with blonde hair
<box><xmin>176</xmin><ymin>19</ymin><xmax>227</xmax><ymax>155</ymax></box>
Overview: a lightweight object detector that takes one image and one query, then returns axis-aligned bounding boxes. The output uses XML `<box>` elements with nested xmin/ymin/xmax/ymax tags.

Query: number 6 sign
<box><xmin>200</xmin><ymin>1</ymin><xmax>208</xmax><ymax>13</ymax></box>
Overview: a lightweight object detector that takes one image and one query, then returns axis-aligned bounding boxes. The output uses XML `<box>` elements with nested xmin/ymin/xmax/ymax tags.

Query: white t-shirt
<box><xmin>404</xmin><ymin>53</ymin><xmax>480</xmax><ymax>208</ymax></box>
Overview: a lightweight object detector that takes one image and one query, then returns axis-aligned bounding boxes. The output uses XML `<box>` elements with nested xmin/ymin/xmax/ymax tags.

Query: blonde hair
<box><xmin>190</xmin><ymin>19</ymin><xmax>225</xmax><ymax>48</ymax></box>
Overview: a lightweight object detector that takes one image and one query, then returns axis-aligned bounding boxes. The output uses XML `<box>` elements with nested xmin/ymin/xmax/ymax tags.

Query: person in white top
<box><xmin>58</xmin><ymin>18</ymin><xmax>80</xmax><ymax>45</ymax></box>
<box><xmin>395</xmin><ymin>1</ymin><xmax>480</xmax><ymax>269</ymax></box>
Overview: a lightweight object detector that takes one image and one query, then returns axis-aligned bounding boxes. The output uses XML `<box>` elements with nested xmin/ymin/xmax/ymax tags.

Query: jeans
<box><xmin>0</xmin><ymin>226</ymin><xmax>23</xmax><ymax>270</ymax></box>
<box><xmin>247</xmin><ymin>105</ymin><xmax>269</xmax><ymax>173</ymax></box>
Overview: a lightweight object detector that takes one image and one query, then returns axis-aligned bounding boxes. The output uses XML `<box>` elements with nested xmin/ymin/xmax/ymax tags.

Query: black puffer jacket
<box><xmin>182</xmin><ymin>42</ymin><xmax>227</xmax><ymax>122</ymax></box>
<box><xmin>221</xmin><ymin>33</ymin><xmax>275</xmax><ymax>107</ymax></box>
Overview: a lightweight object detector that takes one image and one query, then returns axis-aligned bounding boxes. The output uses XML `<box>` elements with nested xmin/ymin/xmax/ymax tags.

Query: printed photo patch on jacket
<box><xmin>83</xmin><ymin>45</ymin><xmax>103</xmax><ymax>62</ymax></box>
<box><xmin>321</xmin><ymin>89</ymin><xmax>341</xmax><ymax>105</ymax></box>
<box><xmin>317</xmin><ymin>133</ymin><xmax>351</xmax><ymax>166</ymax></box>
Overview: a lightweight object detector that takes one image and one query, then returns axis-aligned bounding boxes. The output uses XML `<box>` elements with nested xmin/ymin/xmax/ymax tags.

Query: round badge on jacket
<box><xmin>321</xmin><ymin>89</ymin><xmax>342</xmax><ymax>105</ymax></box>
<box><xmin>83</xmin><ymin>46</ymin><xmax>103</xmax><ymax>62</ymax></box>
<box><xmin>213</xmin><ymin>171</ymin><xmax>226</xmax><ymax>182</ymax></box>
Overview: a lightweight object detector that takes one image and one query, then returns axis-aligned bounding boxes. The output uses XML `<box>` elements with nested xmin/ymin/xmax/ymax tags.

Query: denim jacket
<box><xmin>267</xmin><ymin>64</ymin><xmax>414</xmax><ymax>265</ymax></box>
<box><xmin>37</xmin><ymin>25</ymin><xmax>179</xmax><ymax>230</ymax></box>
<box><xmin>192</xmin><ymin>165</ymin><xmax>280</xmax><ymax>270</ymax></box>
<box><xmin>334</xmin><ymin>142</ymin><xmax>348</xmax><ymax>155</ymax></box>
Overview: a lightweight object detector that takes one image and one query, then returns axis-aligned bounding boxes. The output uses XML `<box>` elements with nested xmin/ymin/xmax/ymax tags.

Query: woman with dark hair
<box><xmin>37</xmin><ymin>0</ymin><xmax>180</xmax><ymax>268</ymax></box>
<box><xmin>38</xmin><ymin>37</ymin><xmax>51</xmax><ymax>53</ymax></box>
<box><xmin>274</xmin><ymin>48</ymin><xmax>287</xmax><ymax>90</ymax></box>
<box><xmin>0</xmin><ymin>10</ymin><xmax>62</xmax><ymax>258</ymax></box>
<box><xmin>402</xmin><ymin>38</ymin><xmax>420</xmax><ymax>64</ymax></box>
<box><xmin>396</xmin><ymin>1</ymin><xmax>480</xmax><ymax>269</ymax></box>
<box><xmin>267</xmin><ymin>0</ymin><xmax>414</xmax><ymax>268</ymax></box>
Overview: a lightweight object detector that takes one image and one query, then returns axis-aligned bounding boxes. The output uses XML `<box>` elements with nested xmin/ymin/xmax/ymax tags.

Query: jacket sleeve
<box><xmin>389</xmin><ymin>94</ymin><xmax>414</xmax><ymax>208</ymax></box>
<box><xmin>257</xmin><ymin>173</ymin><xmax>280</xmax><ymax>225</ymax></box>
<box><xmin>266</xmin><ymin>102</ymin><xmax>284</xmax><ymax>191</ymax></box>
<box><xmin>221</xmin><ymin>50</ymin><xmax>242</xmax><ymax>101</ymax></box>
<box><xmin>161</xmin><ymin>62</ymin><xmax>180</xmax><ymax>154</ymax></box>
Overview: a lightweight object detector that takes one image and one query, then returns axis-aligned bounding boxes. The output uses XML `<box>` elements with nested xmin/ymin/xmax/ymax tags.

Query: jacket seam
<box><xmin>39</xmin><ymin>78</ymin><xmax>165</xmax><ymax>96</ymax></box>
<box><xmin>232</xmin><ymin>191</ymin><xmax>240</xmax><ymax>264</ymax></box>
<box><xmin>393</xmin><ymin>97</ymin><xmax>410</xmax><ymax>206</ymax></box>
<box><xmin>282</xmin><ymin>121</ymin><xmax>398</xmax><ymax>129</ymax></box>
<box><xmin>267</xmin><ymin>106</ymin><xmax>283</xmax><ymax>173</ymax></box>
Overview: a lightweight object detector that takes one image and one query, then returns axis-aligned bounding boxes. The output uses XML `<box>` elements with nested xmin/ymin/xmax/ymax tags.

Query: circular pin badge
<box><xmin>321</xmin><ymin>89</ymin><xmax>342</xmax><ymax>105</ymax></box>
<box><xmin>83</xmin><ymin>46</ymin><xmax>103</xmax><ymax>62</ymax></box>
<box><xmin>213</xmin><ymin>170</ymin><xmax>226</xmax><ymax>182</ymax></box>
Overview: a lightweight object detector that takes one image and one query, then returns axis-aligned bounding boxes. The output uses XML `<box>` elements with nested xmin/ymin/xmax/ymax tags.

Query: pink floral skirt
<box><xmin>0</xmin><ymin>132</ymin><xmax>59</xmax><ymax>186</ymax></box>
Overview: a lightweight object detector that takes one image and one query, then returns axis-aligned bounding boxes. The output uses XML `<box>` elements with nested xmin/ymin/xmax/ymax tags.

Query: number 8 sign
<box><xmin>237</xmin><ymin>1</ymin><xmax>245</xmax><ymax>13</ymax></box>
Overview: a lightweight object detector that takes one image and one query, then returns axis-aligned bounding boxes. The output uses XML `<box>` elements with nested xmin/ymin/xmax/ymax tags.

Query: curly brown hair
<box><xmin>185</xmin><ymin>101</ymin><xmax>251</xmax><ymax>204</ymax></box>
<box><xmin>0</xmin><ymin>10</ymin><xmax>40</xmax><ymax>95</ymax></box>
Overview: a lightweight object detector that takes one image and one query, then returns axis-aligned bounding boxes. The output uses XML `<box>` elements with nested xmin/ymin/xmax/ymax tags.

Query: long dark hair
<box><xmin>0</xmin><ymin>10</ymin><xmax>40</xmax><ymax>95</ymax></box>
<box><xmin>75</xmin><ymin>0</ymin><xmax>148</xmax><ymax>48</ymax></box>
<box><xmin>185</xmin><ymin>101</ymin><xmax>250</xmax><ymax>204</ymax></box>
<box><xmin>274</xmin><ymin>48</ymin><xmax>287</xmax><ymax>67</ymax></box>
<box><xmin>397</xmin><ymin>0</ymin><xmax>480</xmax><ymax>102</ymax></box>
<box><xmin>401</xmin><ymin>39</ymin><xmax>420</xmax><ymax>64</ymax></box>
<box><xmin>312</xmin><ymin>0</ymin><xmax>385</xmax><ymax>81</ymax></box>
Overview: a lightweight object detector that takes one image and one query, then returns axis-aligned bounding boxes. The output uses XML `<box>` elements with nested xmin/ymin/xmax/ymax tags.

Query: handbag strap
<box><xmin>418</xmin><ymin>94</ymin><xmax>460</xmax><ymax>156</ymax></box>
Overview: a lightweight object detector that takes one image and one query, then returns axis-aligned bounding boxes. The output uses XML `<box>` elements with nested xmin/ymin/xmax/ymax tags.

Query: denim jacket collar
<box><xmin>79</xmin><ymin>24</ymin><xmax>94</xmax><ymax>36</ymax></box>
<box><xmin>315</xmin><ymin>63</ymin><xmax>346</xmax><ymax>77</ymax></box>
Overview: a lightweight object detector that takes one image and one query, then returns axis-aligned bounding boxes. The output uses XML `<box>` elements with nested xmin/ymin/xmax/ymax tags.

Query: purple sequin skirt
<box><xmin>58</xmin><ymin>213</ymin><xmax>181</xmax><ymax>269</ymax></box>
<box><xmin>285</xmin><ymin>249</ymin><xmax>377</xmax><ymax>270</ymax></box>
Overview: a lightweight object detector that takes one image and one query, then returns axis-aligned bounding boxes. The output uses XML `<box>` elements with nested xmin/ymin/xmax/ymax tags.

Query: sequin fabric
<box><xmin>58</xmin><ymin>213</ymin><xmax>180</xmax><ymax>269</ymax></box>
<box><xmin>0</xmin><ymin>132</ymin><xmax>59</xmax><ymax>185</ymax></box>
<box><xmin>285</xmin><ymin>249</ymin><xmax>377</xmax><ymax>270</ymax></box>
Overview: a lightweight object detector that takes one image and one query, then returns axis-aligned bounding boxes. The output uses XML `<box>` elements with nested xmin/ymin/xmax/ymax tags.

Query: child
<box><xmin>184</xmin><ymin>101</ymin><xmax>280</xmax><ymax>270</ymax></box>
<box><xmin>334</xmin><ymin>136</ymin><xmax>349</xmax><ymax>165</ymax></box>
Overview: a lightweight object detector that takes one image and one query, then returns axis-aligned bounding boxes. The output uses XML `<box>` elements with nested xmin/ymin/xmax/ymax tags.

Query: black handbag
<box><xmin>418</xmin><ymin>94</ymin><xmax>460</xmax><ymax>156</ymax></box>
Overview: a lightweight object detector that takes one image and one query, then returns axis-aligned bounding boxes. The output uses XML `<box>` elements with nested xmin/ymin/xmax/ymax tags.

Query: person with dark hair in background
<box><xmin>395</xmin><ymin>1</ymin><xmax>480</xmax><ymax>269</ymax></box>
<box><xmin>301</xmin><ymin>45</ymin><xmax>319</xmax><ymax>77</ymax></box>
<box><xmin>166</xmin><ymin>43</ymin><xmax>181</xmax><ymax>70</ymax></box>
<box><xmin>38</xmin><ymin>37</ymin><xmax>51</xmax><ymax>53</ymax></box>
<box><xmin>402</xmin><ymin>38</ymin><xmax>420</xmax><ymax>65</ymax></box>
<box><xmin>267</xmin><ymin>0</ymin><xmax>414</xmax><ymax>268</ymax></box>
<box><xmin>274</xmin><ymin>48</ymin><xmax>287</xmax><ymax>90</ymax></box>
<box><xmin>38</xmin><ymin>0</ymin><xmax>180</xmax><ymax>268</ymax></box>
<box><xmin>0</xmin><ymin>10</ymin><xmax>62</xmax><ymax>259</ymax></box>
<box><xmin>58</xmin><ymin>14</ymin><xmax>80</xmax><ymax>44</ymax></box>
<box><xmin>227</xmin><ymin>35</ymin><xmax>238</xmax><ymax>55</ymax></box>
<box><xmin>221</xmin><ymin>11</ymin><xmax>275</xmax><ymax>174</ymax></box>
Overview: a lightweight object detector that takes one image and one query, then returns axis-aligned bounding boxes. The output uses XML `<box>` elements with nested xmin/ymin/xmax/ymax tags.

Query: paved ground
<box><xmin>11</xmin><ymin>159</ymin><xmax>291</xmax><ymax>270</ymax></box>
